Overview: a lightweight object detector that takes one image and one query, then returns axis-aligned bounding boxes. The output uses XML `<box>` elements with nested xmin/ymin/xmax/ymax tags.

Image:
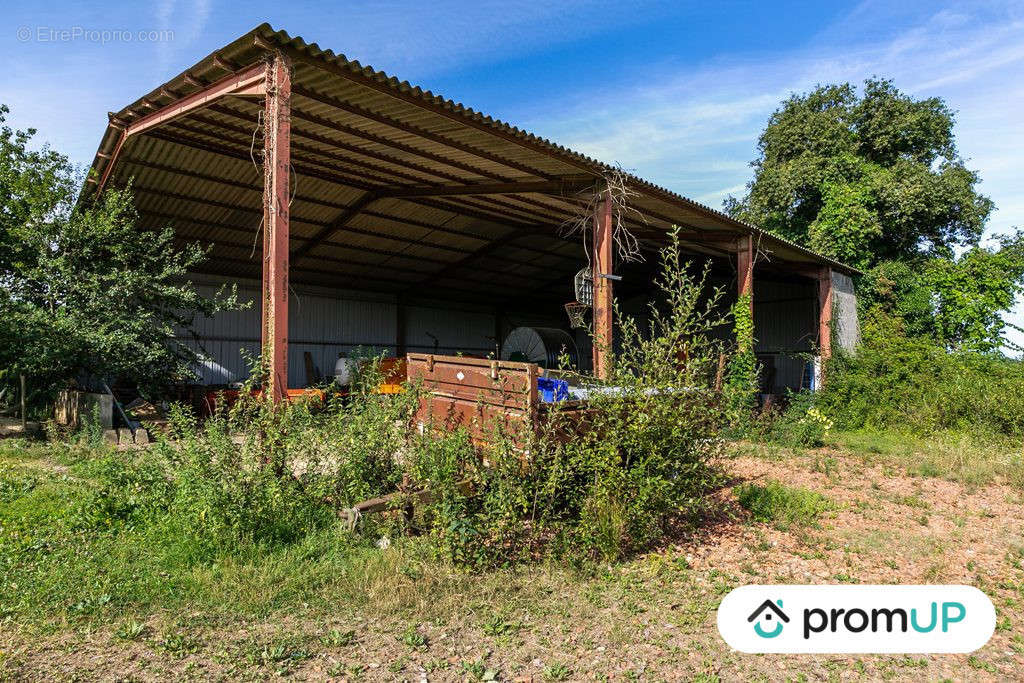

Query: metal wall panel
<box><xmin>832</xmin><ymin>270</ymin><xmax>860</xmax><ymax>352</ymax></box>
<box><xmin>404</xmin><ymin>305</ymin><xmax>496</xmax><ymax>356</ymax></box>
<box><xmin>175</xmin><ymin>272</ymin><xmax>833</xmax><ymax>393</ymax></box>
<box><xmin>754</xmin><ymin>279</ymin><xmax>817</xmax><ymax>392</ymax></box>
<box><xmin>177</xmin><ymin>276</ymin><xmax>397</xmax><ymax>387</ymax></box>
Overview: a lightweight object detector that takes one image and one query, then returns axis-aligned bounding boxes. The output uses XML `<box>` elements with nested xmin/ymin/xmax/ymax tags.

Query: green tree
<box><xmin>0</xmin><ymin>104</ymin><xmax>241</xmax><ymax>402</ymax></box>
<box><xmin>726</xmin><ymin>79</ymin><xmax>1024</xmax><ymax>352</ymax></box>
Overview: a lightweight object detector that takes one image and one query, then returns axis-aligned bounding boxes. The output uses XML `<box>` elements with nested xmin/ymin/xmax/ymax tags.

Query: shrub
<box><xmin>68</xmin><ymin>358</ymin><xmax>419</xmax><ymax>558</ymax></box>
<box><xmin>818</xmin><ymin>313</ymin><xmax>1024</xmax><ymax>438</ymax></box>
<box><xmin>766</xmin><ymin>391</ymin><xmax>834</xmax><ymax>447</ymax></box>
<box><xmin>67</xmin><ymin>230</ymin><xmax>734</xmax><ymax>570</ymax></box>
<box><xmin>411</xmin><ymin>229</ymin><xmax>733</xmax><ymax>564</ymax></box>
<box><xmin>735</xmin><ymin>480</ymin><xmax>832</xmax><ymax>528</ymax></box>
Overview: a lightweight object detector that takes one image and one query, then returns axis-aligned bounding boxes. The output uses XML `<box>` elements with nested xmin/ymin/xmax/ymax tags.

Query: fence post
<box><xmin>20</xmin><ymin>374</ymin><xmax>26</xmax><ymax>430</ymax></box>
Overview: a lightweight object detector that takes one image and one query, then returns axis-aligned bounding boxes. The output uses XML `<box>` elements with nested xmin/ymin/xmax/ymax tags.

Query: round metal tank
<box><xmin>334</xmin><ymin>354</ymin><xmax>354</xmax><ymax>386</ymax></box>
<box><xmin>500</xmin><ymin>327</ymin><xmax>578</xmax><ymax>369</ymax></box>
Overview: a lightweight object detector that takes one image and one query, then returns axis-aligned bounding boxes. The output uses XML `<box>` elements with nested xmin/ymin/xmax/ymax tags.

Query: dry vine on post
<box><xmin>561</xmin><ymin>166</ymin><xmax>648</xmax><ymax>267</ymax></box>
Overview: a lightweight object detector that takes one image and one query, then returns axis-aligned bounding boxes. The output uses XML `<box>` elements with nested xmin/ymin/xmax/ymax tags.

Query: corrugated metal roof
<box><xmin>82</xmin><ymin>23</ymin><xmax>857</xmax><ymax>308</ymax></box>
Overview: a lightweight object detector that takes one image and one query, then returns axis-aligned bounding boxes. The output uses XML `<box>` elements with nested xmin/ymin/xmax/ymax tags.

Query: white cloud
<box><xmin>154</xmin><ymin>0</ymin><xmax>213</xmax><ymax>72</ymax></box>
<box><xmin>522</xmin><ymin>0</ymin><xmax>1024</xmax><ymax>353</ymax></box>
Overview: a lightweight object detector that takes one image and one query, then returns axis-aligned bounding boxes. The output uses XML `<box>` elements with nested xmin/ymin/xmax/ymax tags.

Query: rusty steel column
<box><xmin>817</xmin><ymin>266</ymin><xmax>833</xmax><ymax>384</ymax></box>
<box><xmin>736</xmin><ymin>235</ymin><xmax>754</xmax><ymax>351</ymax></box>
<box><xmin>262</xmin><ymin>52</ymin><xmax>291</xmax><ymax>402</ymax></box>
<box><xmin>592</xmin><ymin>189</ymin><xmax>614</xmax><ymax>380</ymax></box>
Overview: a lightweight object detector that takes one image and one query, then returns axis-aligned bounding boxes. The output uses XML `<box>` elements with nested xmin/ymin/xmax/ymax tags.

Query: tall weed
<box><xmin>819</xmin><ymin>313</ymin><xmax>1024</xmax><ymax>438</ymax></box>
<box><xmin>410</xmin><ymin>230</ymin><xmax>734</xmax><ymax>564</ymax></box>
<box><xmin>70</xmin><ymin>231</ymin><xmax>735</xmax><ymax>570</ymax></box>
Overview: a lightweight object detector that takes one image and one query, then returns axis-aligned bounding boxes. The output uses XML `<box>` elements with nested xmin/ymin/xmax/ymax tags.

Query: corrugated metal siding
<box><xmin>175</xmin><ymin>270</ymin><xmax>825</xmax><ymax>392</ymax></box>
<box><xmin>832</xmin><ymin>271</ymin><xmax>860</xmax><ymax>352</ymax></box>
<box><xmin>754</xmin><ymin>279</ymin><xmax>817</xmax><ymax>392</ymax></box>
<box><xmin>178</xmin><ymin>276</ymin><xmax>397</xmax><ymax>386</ymax></box>
<box><xmin>177</xmin><ymin>275</ymin><xmax>555</xmax><ymax>385</ymax></box>
<box><xmin>404</xmin><ymin>305</ymin><xmax>495</xmax><ymax>355</ymax></box>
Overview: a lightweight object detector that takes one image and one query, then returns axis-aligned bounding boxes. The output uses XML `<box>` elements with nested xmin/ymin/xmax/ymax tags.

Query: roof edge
<box><xmin>84</xmin><ymin>22</ymin><xmax>861</xmax><ymax>276</ymax></box>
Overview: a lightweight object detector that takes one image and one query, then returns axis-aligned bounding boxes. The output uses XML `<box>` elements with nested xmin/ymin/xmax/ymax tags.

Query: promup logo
<box><xmin>718</xmin><ymin>585</ymin><xmax>995</xmax><ymax>654</ymax></box>
<box><xmin>748</xmin><ymin>599</ymin><xmax>789</xmax><ymax>638</ymax></box>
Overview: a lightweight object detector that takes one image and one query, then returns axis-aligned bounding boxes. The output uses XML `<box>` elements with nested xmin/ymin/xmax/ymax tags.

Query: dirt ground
<box><xmin>2</xmin><ymin>443</ymin><xmax>1022</xmax><ymax>682</ymax></box>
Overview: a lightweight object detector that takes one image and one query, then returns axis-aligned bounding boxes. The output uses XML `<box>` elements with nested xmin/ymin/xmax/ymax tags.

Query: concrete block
<box><xmin>118</xmin><ymin>429</ymin><xmax>134</xmax><ymax>446</ymax></box>
<box><xmin>55</xmin><ymin>390</ymin><xmax>113</xmax><ymax>429</ymax></box>
<box><xmin>103</xmin><ymin>429</ymin><xmax>118</xmax><ymax>444</ymax></box>
<box><xmin>134</xmin><ymin>428</ymin><xmax>150</xmax><ymax>445</ymax></box>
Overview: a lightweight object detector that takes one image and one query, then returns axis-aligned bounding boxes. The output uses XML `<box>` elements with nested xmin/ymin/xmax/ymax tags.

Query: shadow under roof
<box><xmin>83</xmin><ymin>23</ymin><xmax>857</xmax><ymax>308</ymax></box>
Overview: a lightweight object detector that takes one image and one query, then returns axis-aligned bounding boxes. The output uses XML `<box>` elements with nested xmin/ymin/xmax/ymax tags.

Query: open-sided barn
<box><xmin>82</xmin><ymin>24</ymin><xmax>859</xmax><ymax>400</ymax></box>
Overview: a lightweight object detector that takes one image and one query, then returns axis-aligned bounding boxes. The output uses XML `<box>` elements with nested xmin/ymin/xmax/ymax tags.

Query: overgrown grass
<box><xmin>819</xmin><ymin>313</ymin><xmax>1024</xmax><ymax>439</ymax></box>
<box><xmin>0</xmin><ymin>437</ymin><xmax>718</xmax><ymax>638</ymax></box>
<box><xmin>734</xmin><ymin>480</ymin><xmax>833</xmax><ymax>529</ymax></box>
<box><xmin>0</xmin><ymin>233</ymin><xmax>735</xmax><ymax>627</ymax></box>
<box><xmin>739</xmin><ymin>311</ymin><xmax>1024</xmax><ymax>491</ymax></box>
<box><xmin>832</xmin><ymin>429</ymin><xmax>1024</xmax><ymax>490</ymax></box>
<box><xmin>0</xmin><ymin>438</ymin><xmax>497</xmax><ymax>627</ymax></box>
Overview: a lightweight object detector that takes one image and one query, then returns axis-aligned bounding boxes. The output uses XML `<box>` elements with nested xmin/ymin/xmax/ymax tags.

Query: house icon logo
<box><xmin>748</xmin><ymin>599</ymin><xmax>789</xmax><ymax>638</ymax></box>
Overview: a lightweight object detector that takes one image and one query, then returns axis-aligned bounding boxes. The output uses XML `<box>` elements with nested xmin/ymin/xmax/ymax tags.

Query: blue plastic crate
<box><xmin>537</xmin><ymin>377</ymin><xmax>569</xmax><ymax>402</ymax></box>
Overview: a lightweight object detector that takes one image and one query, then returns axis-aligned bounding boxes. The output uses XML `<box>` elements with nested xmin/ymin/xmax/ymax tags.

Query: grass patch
<box><xmin>738</xmin><ymin>427</ymin><xmax>1024</xmax><ymax>491</ymax></box>
<box><xmin>734</xmin><ymin>480</ymin><xmax>833</xmax><ymax>529</ymax></box>
<box><xmin>0</xmin><ymin>438</ymin><xmax>707</xmax><ymax>632</ymax></box>
<box><xmin>0</xmin><ymin>436</ymin><xmax>1017</xmax><ymax>680</ymax></box>
<box><xmin>831</xmin><ymin>429</ymin><xmax>1024</xmax><ymax>490</ymax></box>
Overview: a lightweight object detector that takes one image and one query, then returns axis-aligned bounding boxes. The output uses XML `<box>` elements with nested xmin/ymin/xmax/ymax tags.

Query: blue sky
<box><xmin>3</xmin><ymin>0</ymin><xmax>1023</xmax><ymax>348</ymax></box>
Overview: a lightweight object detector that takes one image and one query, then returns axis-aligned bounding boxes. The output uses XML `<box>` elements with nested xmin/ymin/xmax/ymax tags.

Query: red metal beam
<box><xmin>262</xmin><ymin>53</ymin><xmax>290</xmax><ymax>403</ymax></box>
<box><xmin>95</xmin><ymin>62</ymin><xmax>267</xmax><ymax>194</ymax></box>
<box><xmin>291</xmin><ymin>84</ymin><xmax>554</xmax><ymax>180</ymax></box>
<box><xmin>592</xmin><ymin>189</ymin><xmax>614</xmax><ymax>380</ymax></box>
<box><xmin>737</xmin><ymin>235</ymin><xmax>754</xmax><ymax>352</ymax></box>
<box><xmin>817</xmin><ymin>266</ymin><xmax>833</xmax><ymax>386</ymax></box>
<box><xmin>378</xmin><ymin>179</ymin><xmax>595</xmax><ymax>199</ymax></box>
